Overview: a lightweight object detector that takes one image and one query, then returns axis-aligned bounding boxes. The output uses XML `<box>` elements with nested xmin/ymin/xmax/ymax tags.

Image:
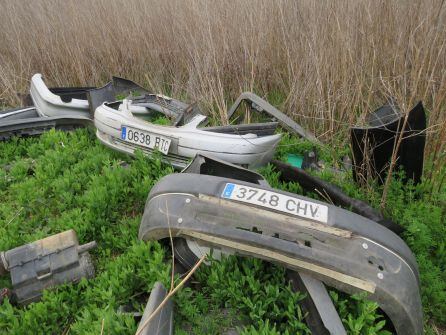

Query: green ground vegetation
<box><xmin>0</xmin><ymin>129</ymin><xmax>444</xmax><ymax>334</ymax></box>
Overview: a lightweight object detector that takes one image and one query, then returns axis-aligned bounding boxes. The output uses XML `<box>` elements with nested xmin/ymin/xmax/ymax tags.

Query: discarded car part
<box><xmin>351</xmin><ymin>101</ymin><xmax>426</xmax><ymax>185</ymax></box>
<box><xmin>136</xmin><ymin>282</ymin><xmax>173</xmax><ymax>335</ymax></box>
<box><xmin>175</xmin><ymin>153</ymin><xmax>343</xmax><ymax>333</ymax></box>
<box><xmin>30</xmin><ymin>74</ymin><xmax>93</xmax><ymax>118</ymax></box>
<box><xmin>227</xmin><ymin>92</ymin><xmax>320</xmax><ymax>144</ymax></box>
<box><xmin>203</xmin><ymin>122</ymin><xmax>278</xmax><ymax>137</ymax></box>
<box><xmin>173</xmin><ymin>238</ymin><xmax>345</xmax><ymax>335</ymax></box>
<box><xmin>173</xmin><ymin>238</ymin><xmax>212</xmax><ymax>269</ymax></box>
<box><xmin>178</xmin><ymin>154</ymin><xmax>279</xmax><ymax>266</ymax></box>
<box><xmin>29</xmin><ymin>73</ymin><xmax>149</xmax><ymax>119</ymax></box>
<box><xmin>287</xmin><ymin>153</ymin><xmax>305</xmax><ymax>168</ymax></box>
<box><xmin>47</xmin><ymin>86</ymin><xmax>96</xmax><ymax>101</ymax></box>
<box><xmin>287</xmin><ymin>271</ymin><xmax>346</xmax><ymax>335</ymax></box>
<box><xmin>19</xmin><ymin>85</ymin><xmax>96</xmax><ymax>109</ymax></box>
<box><xmin>95</xmin><ymin>100</ymin><xmax>281</xmax><ymax>169</ymax></box>
<box><xmin>174</xmin><ymin>237</ymin><xmax>345</xmax><ymax>335</ymax></box>
<box><xmin>0</xmin><ymin>107</ymin><xmax>38</xmax><ymax>121</ymax></box>
<box><xmin>0</xmin><ymin>230</ymin><xmax>96</xmax><ymax>305</ymax></box>
<box><xmin>1</xmin><ymin>76</ymin><xmax>95</xmax><ymax>141</ymax></box>
<box><xmin>178</xmin><ymin>153</ymin><xmax>267</xmax><ymax>264</ymax></box>
<box><xmin>130</xmin><ymin>95</ymin><xmax>205</xmax><ymax>127</ymax></box>
<box><xmin>0</xmin><ymin>114</ymin><xmax>91</xmax><ymax>141</ymax></box>
<box><xmin>139</xmin><ymin>173</ymin><xmax>422</xmax><ymax>335</ymax></box>
<box><xmin>271</xmin><ymin>159</ymin><xmax>404</xmax><ymax>235</ymax></box>
<box><xmin>87</xmin><ymin>76</ymin><xmax>204</xmax><ymax>126</ymax></box>
<box><xmin>182</xmin><ymin>153</ymin><xmax>269</xmax><ymax>186</ymax></box>
<box><xmin>286</xmin><ymin>150</ymin><xmax>322</xmax><ymax>170</ymax></box>
<box><xmin>135</xmin><ymin>280</ymin><xmax>239</xmax><ymax>335</ymax></box>
<box><xmin>171</xmin><ymin>103</ymin><xmax>207</xmax><ymax>127</ymax></box>
<box><xmin>287</xmin><ymin>149</ymin><xmax>352</xmax><ymax>175</ymax></box>
<box><xmin>86</xmin><ymin>76</ymin><xmax>149</xmax><ymax>118</ymax></box>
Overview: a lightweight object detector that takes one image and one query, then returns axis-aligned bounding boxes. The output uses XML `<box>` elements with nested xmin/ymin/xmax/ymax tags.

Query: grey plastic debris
<box><xmin>175</xmin><ymin>154</ymin><xmax>344</xmax><ymax>334</ymax></box>
<box><xmin>131</xmin><ymin>95</ymin><xmax>204</xmax><ymax>127</ymax></box>
<box><xmin>87</xmin><ymin>76</ymin><xmax>204</xmax><ymax>127</ymax></box>
<box><xmin>86</xmin><ymin>77</ymin><xmax>149</xmax><ymax>118</ymax></box>
<box><xmin>0</xmin><ymin>108</ymin><xmax>91</xmax><ymax>141</ymax></box>
<box><xmin>287</xmin><ymin>271</ymin><xmax>346</xmax><ymax>335</ymax></box>
<box><xmin>227</xmin><ymin>92</ymin><xmax>320</xmax><ymax>144</ymax></box>
<box><xmin>135</xmin><ymin>278</ymin><xmax>239</xmax><ymax>334</ymax></box>
<box><xmin>139</xmin><ymin>172</ymin><xmax>422</xmax><ymax>335</ymax></box>
<box><xmin>0</xmin><ymin>230</ymin><xmax>96</xmax><ymax>305</ymax></box>
<box><xmin>0</xmin><ymin>107</ymin><xmax>38</xmax><ymax>121</ymax></box>
<box><xmin>136</xmin><ymin>282</ymin><xmax>173</xmax><ymax>335</ymax></box>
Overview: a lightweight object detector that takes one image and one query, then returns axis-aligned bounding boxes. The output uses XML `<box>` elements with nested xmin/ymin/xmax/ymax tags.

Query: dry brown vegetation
<box><xmin>0</xmin><ymin>0</ymin><xmax>445</xmax><ymax>176</ymax></box>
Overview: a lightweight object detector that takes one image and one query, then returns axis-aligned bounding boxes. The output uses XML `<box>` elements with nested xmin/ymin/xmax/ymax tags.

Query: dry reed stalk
<box><xmin>0</xmin><ymin>0</ymin><xmax>445</xmax><ymax>182</ymax></box>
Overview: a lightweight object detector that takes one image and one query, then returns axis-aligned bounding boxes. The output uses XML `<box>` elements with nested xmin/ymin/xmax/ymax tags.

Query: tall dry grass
<box><xmin>0</xmin><ymin>0</ymin><xmax>445</xmax><ymax>178</ymax></box>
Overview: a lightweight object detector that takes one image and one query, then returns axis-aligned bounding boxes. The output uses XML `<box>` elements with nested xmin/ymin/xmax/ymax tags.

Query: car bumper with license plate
<box><xmin>94</xmin><ymin>102</ymin><xmax>280</xmax><ymax>169</ymax></box>
<box><xmin>139</xmin><ymin>173</ymin><xmax>423</xmax><ymax>335</ymax></box>
<box><xmin>96</xmin><ymin>129</ymin><xmax>190</xmax><ymax>169</ymax></box>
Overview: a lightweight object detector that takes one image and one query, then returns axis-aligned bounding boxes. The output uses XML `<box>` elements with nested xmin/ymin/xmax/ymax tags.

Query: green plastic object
<box><xmin>287</xmin><ymin>153</ymin><xmax>304</xmax><ymax>168</ymax></box>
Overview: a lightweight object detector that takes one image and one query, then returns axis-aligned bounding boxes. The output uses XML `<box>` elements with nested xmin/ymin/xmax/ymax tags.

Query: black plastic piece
<box><xmin>271</xmin><ymin>159</ymin><xmax>405</xmax><ymax>235</ymax></box>
<box><xmin>203</xmin><ymin>122</ymin><xmax>278</xmax><ymax>136</ymax></box>
<box><xmin>19</xmin><ymin>86</ymin><xmax>95</xmax><ymax>107</ymax></box>
<box><xmin>351</xmin><ymin>101</ymin><xmax>426</xmax><ymax>185</ymax></box>
<box><xmin>49</xmin><ymin>86</ymin><xmax>95</xmax><ymax>102</ymax></box>
<box><xmin>182</xmin><ymin>154</ymin><xmax>268</xmax><ymax>186</ymax></box>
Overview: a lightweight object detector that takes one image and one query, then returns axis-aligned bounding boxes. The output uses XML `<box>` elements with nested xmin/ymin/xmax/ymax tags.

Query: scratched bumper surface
<box><xmin>139</xmin><ymin>173</ymin><xmax>423</xmax><ymax>335</ymax></box>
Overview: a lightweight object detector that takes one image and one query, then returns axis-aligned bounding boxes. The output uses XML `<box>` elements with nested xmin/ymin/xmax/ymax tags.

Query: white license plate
<box><xmin>121</xmin><ymin>126</ymin><xmax>171</xmax><ymax>155</ymax></box>
<box><xmin>221</xmin><ymin>183</ymin><xmax>328</xmax><ymax>223</ymax></box>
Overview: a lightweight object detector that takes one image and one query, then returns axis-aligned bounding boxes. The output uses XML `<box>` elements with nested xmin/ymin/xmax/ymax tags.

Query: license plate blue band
<box><xmin>222</xmin><ymin>183</ymin><xmax>235</xmax><ymax>198</ymax></box>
